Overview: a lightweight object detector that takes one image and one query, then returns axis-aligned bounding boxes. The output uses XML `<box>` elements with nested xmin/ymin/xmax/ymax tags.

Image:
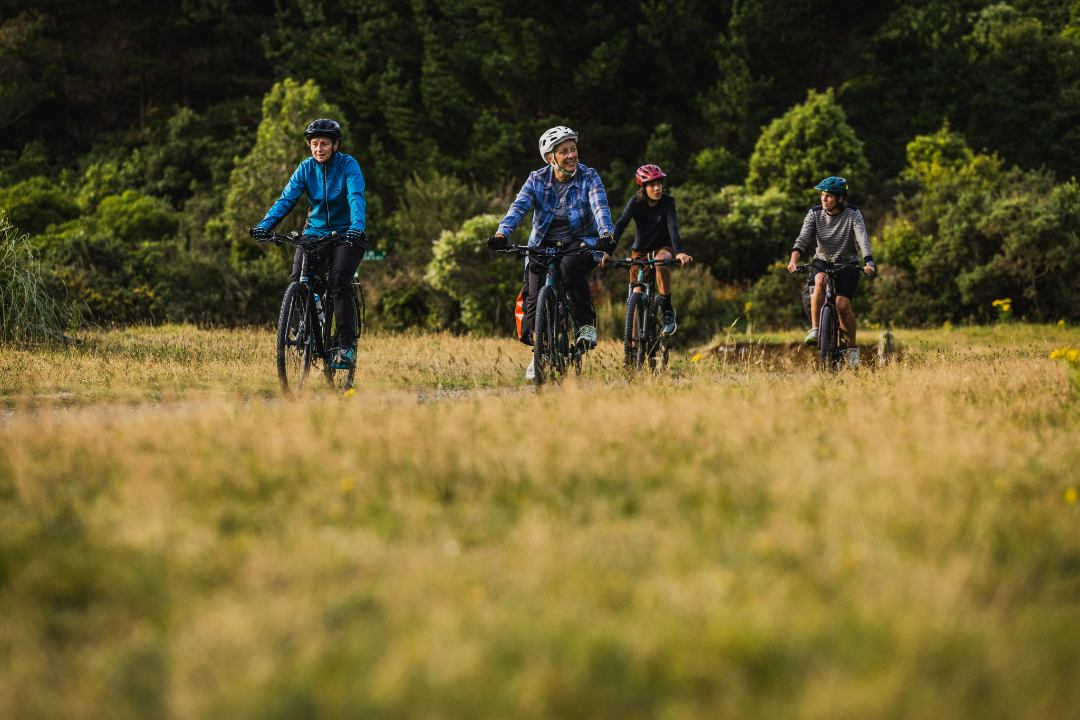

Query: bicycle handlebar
<box><xmin>605</xmin><ymin>257</ymin><xmax>684</xmax><ymax>269</ymax></box>
<box><xmin>251</xmin><ymin>230</ymin><xmax>357</xmax><ymax>248</ymax></box>
<box><xmin>796</xmin><ymin>261</ymin><xmax>866</xmax><ymax>275</ymax></box>
<box><xmin>492</xmin><ymin>242</ymin><xmax>602</xmax><ymax>259</ymax></box>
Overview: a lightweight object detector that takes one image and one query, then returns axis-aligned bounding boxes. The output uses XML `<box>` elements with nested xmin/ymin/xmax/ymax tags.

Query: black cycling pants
<box><xmin>290</xmin><ymin>242</ymin><xmax>366</xmax><ymax>346</ymax></box>
<box><xmin>522</xmin><ymin>240</ymin><xmax>597</xmax><ymax>344</ymax></box>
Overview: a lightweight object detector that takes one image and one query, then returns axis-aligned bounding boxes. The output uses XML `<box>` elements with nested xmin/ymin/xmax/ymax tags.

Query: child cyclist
<box><xmin>608</xmin><ymin>165</ymin><xmax>692</xmax><ymax>335</ymax></box>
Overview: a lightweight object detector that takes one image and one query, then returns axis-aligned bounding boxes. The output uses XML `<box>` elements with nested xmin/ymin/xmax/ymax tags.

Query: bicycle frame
<box><xmin>611</xmin><ymin>256</ymin><xmax>681</xmax><ymax>370</ymax></box>
<box><xmin>538</xmin><ymin>249</ymin><xmax>584</xmax><ymax>364</ymax></box>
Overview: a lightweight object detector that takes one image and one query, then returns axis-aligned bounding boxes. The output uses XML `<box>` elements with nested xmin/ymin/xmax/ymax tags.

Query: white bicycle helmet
<box><xmin>539</xmin><ymin>126</ymin><xmax>578</xmax><ymax>160</ymax></box>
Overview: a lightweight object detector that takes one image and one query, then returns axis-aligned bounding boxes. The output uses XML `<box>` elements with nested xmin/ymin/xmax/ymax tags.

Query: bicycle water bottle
<box><xmin>314</xmin><ymin>294</ymin><xmax>325</xmax><ymax>326</ymax></box>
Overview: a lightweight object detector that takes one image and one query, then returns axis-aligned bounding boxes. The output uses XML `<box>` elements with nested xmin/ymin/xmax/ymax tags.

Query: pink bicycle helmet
<box><xmin>635</xmin><ymin>164</ymin><xmax>666</xmax><ymax>186</ymax></box>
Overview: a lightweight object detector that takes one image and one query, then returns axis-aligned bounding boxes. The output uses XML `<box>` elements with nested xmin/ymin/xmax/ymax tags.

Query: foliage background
<box><xmin>2</xmin><ymin>0</ymin><xmax>1079</xmax><ymax>332</ymax></box>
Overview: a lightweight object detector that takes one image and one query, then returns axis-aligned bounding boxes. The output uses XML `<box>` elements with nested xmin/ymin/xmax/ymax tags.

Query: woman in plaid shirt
<box><xmin>489</xmin><ymin>126</ymin><xmax>616</xmax><ymax>379</ymax></box>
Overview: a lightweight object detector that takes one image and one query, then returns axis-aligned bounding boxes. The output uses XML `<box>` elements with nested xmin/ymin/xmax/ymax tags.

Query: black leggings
<box><xmin>290</xmin><ymin>243</ymin><xmax>366</xmax><ymax>346</ymax></box>
<box><xmin>522</xmin><ymin>240</ymin><xmax>598</xmax><ymax>344</ymax></box>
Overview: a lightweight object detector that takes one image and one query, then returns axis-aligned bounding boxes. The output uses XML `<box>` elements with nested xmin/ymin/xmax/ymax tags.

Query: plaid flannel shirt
<box><xmin>497</xmin><ymin>164</ymin><xmax>615</xmax><ymax>247</ymax></box>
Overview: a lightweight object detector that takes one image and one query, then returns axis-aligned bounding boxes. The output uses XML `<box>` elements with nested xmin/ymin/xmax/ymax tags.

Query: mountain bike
<box><xmin>797</xmin><ymin>261</ymin><xmax>863</xmax><ymax>371</ymax></box>
<box><xmin>606</xmin><ymin>256</ymin><xmax>683</xmax><ymax>371</ymax></box>
<box><xmin>492</xmin><ymin>241</ymin><xmax>602</xmax><ymax>386</ymax></box>
<box><xmin>256</xmin><ymin>231</ymin><xmax>366</xmax><ymax>395</ymax></box>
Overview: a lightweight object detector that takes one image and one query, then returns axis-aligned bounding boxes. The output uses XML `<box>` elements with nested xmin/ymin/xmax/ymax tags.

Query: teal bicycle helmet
<box><xmin>814</xmin><ymin>176</ymin><xmax>848</xmax><ymax>196</ymax></box>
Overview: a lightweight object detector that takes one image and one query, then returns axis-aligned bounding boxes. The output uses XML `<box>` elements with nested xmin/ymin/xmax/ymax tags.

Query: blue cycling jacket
<box><xmin>257</xmin><ymin>152</ymin><xmax>366</xmax><ymax>234</ymax></box>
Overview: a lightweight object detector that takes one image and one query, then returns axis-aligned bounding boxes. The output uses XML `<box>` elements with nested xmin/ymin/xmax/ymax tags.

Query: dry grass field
<box><xmin>1</xmin><ymin>324</ymin><xmax>1079</xmax><ymax>719</ymax></box>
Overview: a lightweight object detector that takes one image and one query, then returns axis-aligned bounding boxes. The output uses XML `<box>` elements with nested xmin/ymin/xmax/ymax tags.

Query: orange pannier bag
<box><xmin>515</xmin><ymin>287</ymin><xmax>526</xmax><ymax>339</ymax></box>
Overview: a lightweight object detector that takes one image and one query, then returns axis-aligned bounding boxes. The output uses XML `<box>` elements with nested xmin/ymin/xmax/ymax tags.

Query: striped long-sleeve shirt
<box><xmin>792</xmin><ymin>204</ymin><xmax>873</xmax><ymax>264</ymax></box>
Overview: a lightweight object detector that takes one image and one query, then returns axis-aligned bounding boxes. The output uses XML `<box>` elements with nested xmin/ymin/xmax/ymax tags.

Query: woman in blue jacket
<box><xmin>249</xmin><ymin>119</ymin><xmax>367</xmax><ymax>367</ymax></box>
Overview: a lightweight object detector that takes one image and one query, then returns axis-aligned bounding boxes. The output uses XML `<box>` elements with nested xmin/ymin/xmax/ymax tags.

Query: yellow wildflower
<box><xmin>1065</xmin><ymin>487</ymin><xmax>1078</xmax><ymax>504</ymax></box>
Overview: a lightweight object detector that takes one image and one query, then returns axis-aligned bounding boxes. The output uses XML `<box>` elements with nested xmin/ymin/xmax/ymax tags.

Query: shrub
<box><xmin>0</xmin><ymin>177</ymin><xmax>80</xmax><ymax>236</ymax></box>
<box><xmin>672</xmin><ymin>185</ymin><xmax>802</xmax><ymax>285</ymax></box>
<box><xmin>872</xmin><ymin>126</ymin><xmax>1080</xmax><ymax>325</ymax></box>
<box><xmin>745</xmin><ymin>88</ymin><xmax>870</xmax><ymax>203</ymax></box>
<box><xmin>746</xmin><ymin>261</ymin><xmax>806</xmax><ymax>330</ymax></box>
<box><xmin>389</xmin><ymin>173</ymin><xmax>494</xmax><ymax>270</ymax></box>
<box><xmin>0</xmin><ymin>212</ymin><xmax>64</xmax><ymax>343</ymax></box>
<box><xmin>426</xmin><ymin>214</ymin><xmax>524</xmax><ymax>335</ymax></box>
<box><xmin>96</xmin><ymin>191</ymin><xmax>179</xmax><ymax>243</ymax></box>
<box><xmin>685</xmin><ymin>148</ymin><xmax>749</xmax><ymax>190</ymax></box>
<box><xmin>670</xmin><ymin>264</ymin><xmax>727</xmax><ymax>344</ymax></box>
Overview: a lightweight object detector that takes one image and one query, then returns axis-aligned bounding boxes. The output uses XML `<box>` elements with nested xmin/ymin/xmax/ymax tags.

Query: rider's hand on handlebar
<box><xmin>487</xmin><ymin>235</ymin><xmax>508</xmax><ymax>250</ymax></box>
<box><xmin>250</xmin><ymin>226</ymin><xmax>270</xmax><ymax>241</ymax></box>
<box><xmin>787</xmin><ymin>251</ymin><xmax>801</xmax><ymax>274</ymax></box>
<box><xmin>863</xmin><ymin>261</ymin><xmax>876</xmax><ymax>276</ymax></box>
<box><xmin>345</xmin><ymin>229</ymin><xmax>366</xmax><ymax>245</ymax></box>
<box><xmin>676</xmin><ymin>252</ymin><xmax>693</xmax><ymax>266</ymax></box>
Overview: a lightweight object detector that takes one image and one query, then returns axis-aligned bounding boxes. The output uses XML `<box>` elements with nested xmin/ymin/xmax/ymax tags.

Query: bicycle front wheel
<box><xmin>322</xmin><ymin>290</ymin><xmax>360</xmax><ymax>395</ymax></box>
<box><xmin>533</xmin><ymin>285</ymin><xmax>560</xmax><ymax>386</ymax></box>
<box><xmin>624</xmin><ymin>292</ymin><xmax>645</xmax><ymax>368</ymax></box>
<box><xmin>819</xmin><ymin>305</ymin><xmax>834</xmax><ymax>371</ymax></box>
<box><xmin>649</xmin><ymin>295</ymin><xmax>668</xmax><ymax>371</ymax></box>
<box><xmin>635</xmin><ymin>294</ymin><xmax>655</xmax><ymax>371</ymax></box>
<box><xmin>277</xmin><ymin>282</ymin><xmax>314</xmax><ymax>394</ymax></box>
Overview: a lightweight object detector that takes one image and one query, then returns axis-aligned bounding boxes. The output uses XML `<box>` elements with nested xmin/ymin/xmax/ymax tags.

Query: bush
<box><xmin>745</xmin><ymin>88</ymin><xmax>870</xmax><ymax>203</ymax></box>
<box><xmin>389</xmin><ymin>173</ymin><xmax>494</xmax><ymax>270</ymax></box>
<box><xmin>96</xmin><ymin>191</ymin><xmax>179</xmax><ymax>243</ymax></box>
<box><xmin>0</xmin><ymin>212</ymin><xmax>64</xmax><ymax>342</ymax></box>
<box><xmin>0</xmin><ymin>177</ymin><xmax>80</xmax><ymax>236</ymax></box>
<box><xmin>746</xmin><ymin>261</ymin><xmax>806</xmax><ymax>330</ymax></box>
<box><xmin>872</xmin><ymin>125</ymin><xmax>1080</xmax><ymax>325</ymax></box>
<box><xmin>685</xmin><ymin>148</ymin><xmax>749</xmax><ymax>189</ymax></box>
<box><xmin>672</xmin><ymin>185</ymin><xmax>802</xmax><ymax>285</ymax></box>
<box><xmin>426</xmin><ymin>214</ymin><xmax>524</xmax><ymax>335</ymax></box>
<box><xmin>671</xmin><ymin>264</ymin><xmax>727</xmax><ymax>344</ymax></box>
<box><xmin>373</xmin><ymin>274</ymin><xmax>462</xmax><ymax>334</ymax></box>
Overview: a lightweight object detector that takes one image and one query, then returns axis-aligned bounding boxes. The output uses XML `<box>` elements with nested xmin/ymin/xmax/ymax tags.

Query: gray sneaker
<box><xmin>805</xmin><ymin>327</ymin><xmax>818</xmax><ymax>346</ymax></box>
<box><xmin>661</xmin><ymin>308</ymin><xmax>677</xmax><ymax>335</ymax></box>
<box><xmin>577</xmin><ymin>325</ymin><xmax>597</xmax><ymax>348</ymax></box>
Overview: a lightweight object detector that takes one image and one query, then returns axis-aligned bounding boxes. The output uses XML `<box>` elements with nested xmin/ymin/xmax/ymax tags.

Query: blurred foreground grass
<box><xmin>1</xmin><ymin>325</ymin><xmax>1080</xmax><ymax>719</ymax></box>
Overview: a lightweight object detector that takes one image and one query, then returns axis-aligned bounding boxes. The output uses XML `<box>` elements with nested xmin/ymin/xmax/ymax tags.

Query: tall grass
<box><xmin>0</xmin><ymin>212</ymin><xmax>63</xmax><ymax>344</ymax></box>
<box><xmin>1</xmin><ymin>327</ymin><xmax>1079</xmax><ymax>719</ymax></box>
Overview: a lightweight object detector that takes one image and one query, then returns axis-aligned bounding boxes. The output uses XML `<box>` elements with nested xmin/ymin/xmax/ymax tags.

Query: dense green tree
<box><xmin>843</xmin><ymin>0</ymin><xmax>1080</xmax><ymax>179</ymax></box>
<box><xmin>746</xmin><ymin>89</ymin><xmax>870</xmax><ymax>203</ymax></box>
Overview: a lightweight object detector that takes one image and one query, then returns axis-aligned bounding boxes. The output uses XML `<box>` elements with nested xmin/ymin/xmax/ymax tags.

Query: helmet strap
<box><xmin>551</xmin><ymin>158</ymin><xmax>577</xmax><ymax>179</ymax></box>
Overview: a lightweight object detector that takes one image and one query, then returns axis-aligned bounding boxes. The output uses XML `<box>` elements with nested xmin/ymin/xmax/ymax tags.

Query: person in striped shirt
<box><xmin>786</xmin><ymin>176</ymin><xmax>876</xmax><ymax>366</ymax></box>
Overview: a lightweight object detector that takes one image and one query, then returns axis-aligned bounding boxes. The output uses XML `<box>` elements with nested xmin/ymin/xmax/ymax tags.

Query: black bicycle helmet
<box><xmin>304</xmin><ymin>119</ymin><xmax>342</xmax><ymax>142</ymax></box>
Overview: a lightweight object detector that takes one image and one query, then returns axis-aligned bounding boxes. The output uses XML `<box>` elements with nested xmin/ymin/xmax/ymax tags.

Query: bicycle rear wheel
<box><xmin>819</xmin><ymin>305</ymin><xmax>835</xmax><ymax>371</ymax></box>
<box><xmin>277</xmin><ymin>282</ymin><xmax>314</xmax><ymax>394</ymax></box>
<box><xmin>624</xmin><ymin>292</ymin><xmax>645</xmax><ymax>368</ymax></box>
<box><xmin>322</xmin><ymin>289</ymin><xmax>360</xmax><ymax>395</ymax></box>
<box><xmin>533</xmin><ymin>285</ymin><xmax>560</xmax><ymax>386</ymax></box>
